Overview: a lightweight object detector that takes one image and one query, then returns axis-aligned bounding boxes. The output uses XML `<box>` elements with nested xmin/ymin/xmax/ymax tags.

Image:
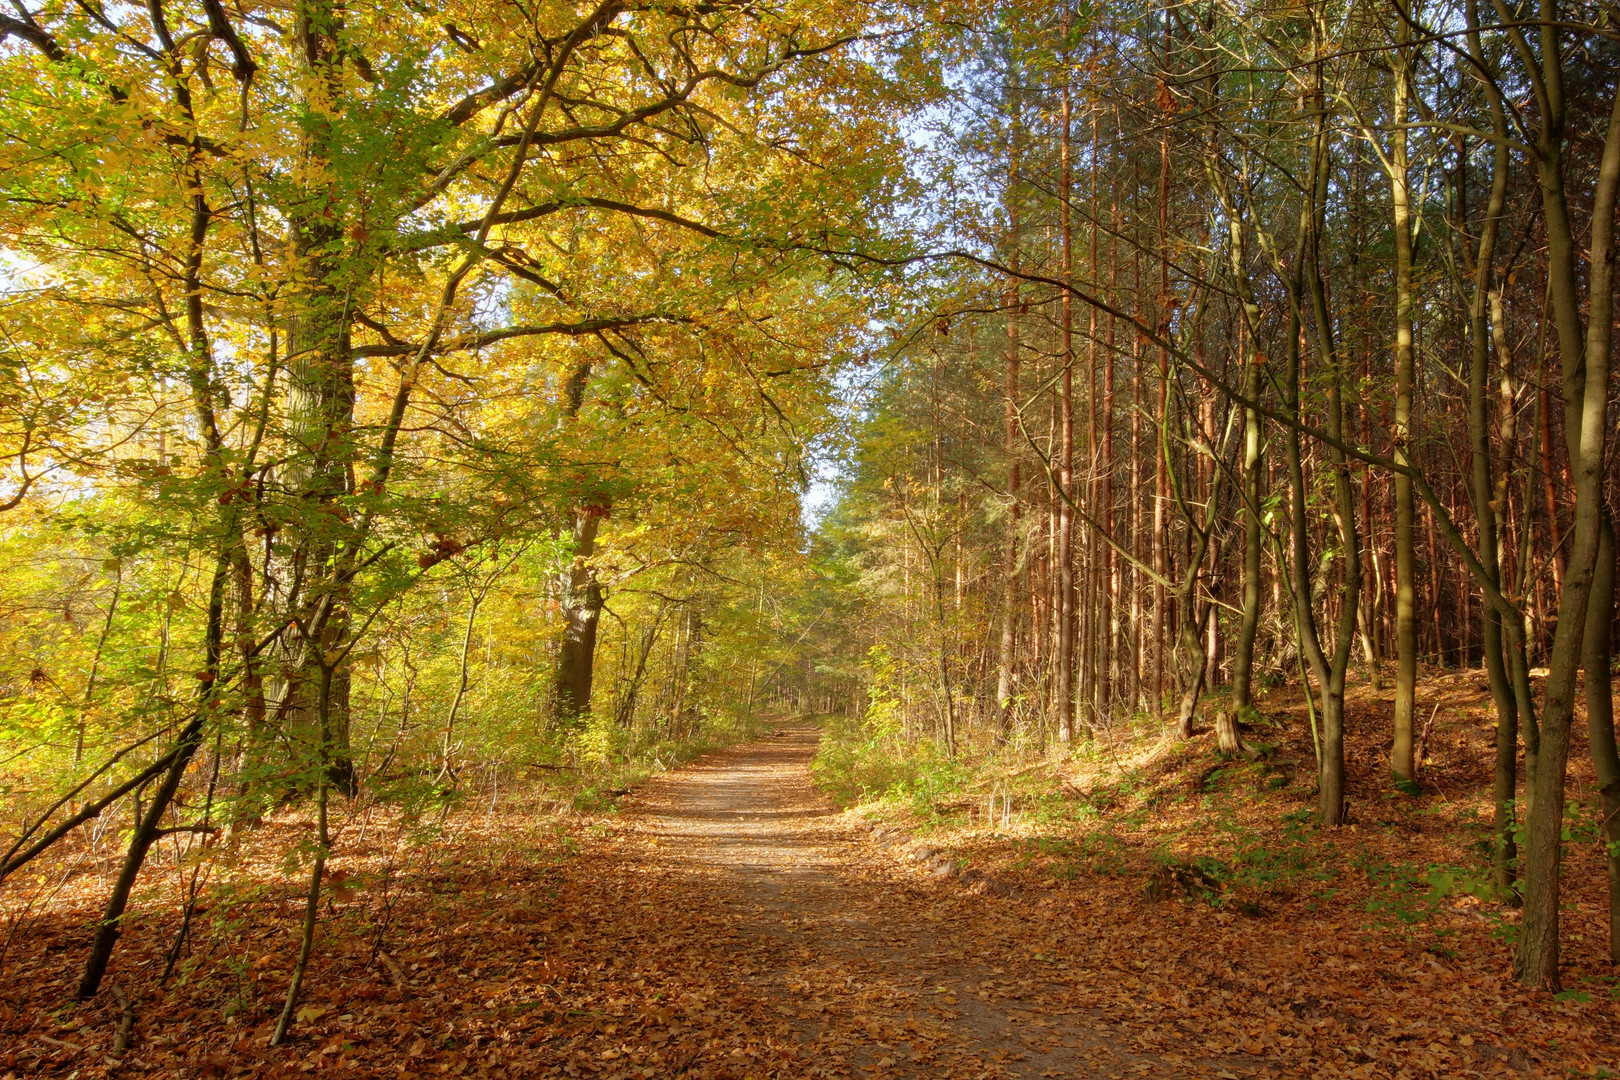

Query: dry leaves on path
<box><xmin>0</xmin><ymin>722</ymin><xmax>1615</xmax><ymax>1079</ymax></box>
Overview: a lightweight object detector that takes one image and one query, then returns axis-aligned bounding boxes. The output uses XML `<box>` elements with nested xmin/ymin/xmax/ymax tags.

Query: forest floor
<box><xmin>2</xmin><ymin>687</ymin><xmax>1619</xmax><ymax>1078</ymax></box>
<box><xmin>834</xmin><ymin>666</ymin><xmax>1620</xmax><ymax>1080</ymax></box>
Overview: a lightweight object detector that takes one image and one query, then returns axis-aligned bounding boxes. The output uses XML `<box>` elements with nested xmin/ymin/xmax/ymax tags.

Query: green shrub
<box><xmin>810</xmin><ymin>708</ymin><xmax>965</xmax><ymax>810</ymax></box>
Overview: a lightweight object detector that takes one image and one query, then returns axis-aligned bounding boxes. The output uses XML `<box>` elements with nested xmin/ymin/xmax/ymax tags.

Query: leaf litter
<box><xmin>0</xmin><ymin>690</ymin><xmax>1616</xmax><ymax>1078</ymax></box>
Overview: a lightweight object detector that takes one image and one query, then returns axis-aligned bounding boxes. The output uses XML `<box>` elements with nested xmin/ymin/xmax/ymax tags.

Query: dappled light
<box><xmin>2</xmin><ymin>0</ymin><xmax>1620</xmax><ymax>1075</ymax></box>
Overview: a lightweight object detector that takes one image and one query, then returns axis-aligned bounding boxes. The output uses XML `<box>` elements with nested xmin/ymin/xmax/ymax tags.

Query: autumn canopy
<box><xmin>1</xmin><ymin>0</ymin><xmax>1619</xmax><ymax>1063</ymax></box>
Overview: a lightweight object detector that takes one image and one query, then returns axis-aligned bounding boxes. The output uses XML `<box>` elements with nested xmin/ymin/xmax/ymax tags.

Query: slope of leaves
<box><xmin>827</xmin><ymin>667</ymin><xmax>1620</xmax><ymax>1075</ymax></box>
<box><xmin>2</xmin><ymin>681</ymin><xmax>1617</xmax><ymax>1080</ymax></box>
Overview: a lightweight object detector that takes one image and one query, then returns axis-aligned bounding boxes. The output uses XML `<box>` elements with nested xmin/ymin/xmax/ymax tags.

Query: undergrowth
<box><xmin>559</xmin><ymin>706</ymin><xmax>779</xmax><ymax>812</ymax></box>
<box><xmin>809</xmin><ymin>710</ymin><xmax>967</xmax><ymax>812</ymax></box>
<box><xmin>805</xmin><ymin>685</ymin><xmax>1595</xmax><ymax>969</ymax></box>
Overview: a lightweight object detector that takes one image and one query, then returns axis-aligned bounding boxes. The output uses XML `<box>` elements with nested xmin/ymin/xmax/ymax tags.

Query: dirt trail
<box><xmin>2</xmin><ymin>723</ymin><xmax>1592</xmax><ymax>1078</ymax></box>
<box><xmin>612</xmin><ymin>725</ymin><xmax>1217</xmax><ymax>1079</ymax></box>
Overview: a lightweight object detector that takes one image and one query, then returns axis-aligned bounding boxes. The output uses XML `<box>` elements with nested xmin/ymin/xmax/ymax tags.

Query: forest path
<box><xmin>2</xmin><ymin>724</ymin><xmax>1584</xmax><ymax>1078</ymax></box>
<box><xmin>603</xmin><ymin>725</ymin><xmax>1236</xmax><ymax>1079</ymax></box>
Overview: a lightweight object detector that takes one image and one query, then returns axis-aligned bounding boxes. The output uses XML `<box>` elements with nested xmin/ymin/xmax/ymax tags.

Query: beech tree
<box><xmin>0</xmin><ymin>0</ymin><xmax>918</xmax><ymax>1010</ymax></box>
<box><xmin>3</xmin><ymin>0</ymin><xmax>1617</xmax><ymax>1009</ymax></box>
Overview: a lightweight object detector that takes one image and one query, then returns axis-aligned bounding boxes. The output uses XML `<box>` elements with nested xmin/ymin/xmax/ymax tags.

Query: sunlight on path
<box><xmin>616</xmin><ymin>726</ymin><xmax>1199</xmax><ymax>1080</ymax></box>
<box><xmin>636</xmin><ymin>728</ymin><xmax>835</xmax><ymax>876</ymax></box>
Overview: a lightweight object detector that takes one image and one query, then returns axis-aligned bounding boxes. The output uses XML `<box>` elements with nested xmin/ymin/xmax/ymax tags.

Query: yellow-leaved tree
<box><xmin>0</xmin><ymin>0</ymin><xmax>932</xmax><ymax>1017</ymax></box>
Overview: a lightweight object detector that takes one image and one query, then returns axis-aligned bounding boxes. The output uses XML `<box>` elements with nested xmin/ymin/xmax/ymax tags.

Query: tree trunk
<box><xmin>1175</xmin><ymin>601</ymin><xmax>1208</xmax><ymax>737</ymax></box>
<box><xmin>1460</xmin><ymin>8</ymin><xmax>1520</xmax><ymax>893</ymax></box>
<box><xmin>270</xmin><ymin>0</ymin><xmax>360</xmax><ymax>796</ymax></box>
<box><xmin>1583</xmin><ymin>517</ymin><xmax>1619</xmax><ymax>963</ymax></box>
<box><xmin>1129</xmin><ymin>292</ymin><xmax>1143</xmax><ymax>714</ymax></box>
<box><xmin>1151</xmin><ymin>133</ymin><xmax>1170</xmax><ymax>724</ymax></box>
<box><xmin>78</xmin><ymin>557</ymin><xmax>226</xmax><ymax>999</ymax></box>
<box><xmin>997</xmin><ymin>113</ymin><xmax>1022</xmax><ymax>739</ymax></box>
<box><xmin>554</xmin><ymin>509</ymin><xmax>605</xmax><ymax>725</ymax></box>
<box><xmin>1390</xmin><ymin>22</ymin><xmax>1419</xmax><ymax>785</ymax></box>
<box><xmin>1055</xmin><ymin>38</ymin><xmax>1076</xmax><ymax>744</ymax></box>
<box><xmin>78</xmin><ymin>145</ymin><xmax>238</xmax><ymax>996</ymax></box>
<box><xmin>1313</xmin><ymin>164</ymin><xmax>1361</xmax><ymax>830</ymax></box>
<box><xmin>1230</xmin><ymin>230</ymin><xmax>1263</xmax><ymax>718</ymax></box>
<box><xmin>1514</xmin><ymin>54</ymin><xmax>1620</xmax><ymax>989</ymax></box>
<box><xmin>76</xmin><ymin>567</ymin><xmax>121</xmax><ymax>765</ymax></box>
<box><xmin>1099</xmin><ymin>193</ymin><xmax>1120</xmax><ymax>723</ymax></box>
<box><xmin>272</xmin><ymin>662</ymin><xmax>334</xmax><ymax>1046</ymax></box>
<box><xmin>1283</xmin><ymin>84</ymin><xmax>1356</xmax><ymax>827</ymax></box>
<box><xmin>682</xmin><ymin>608</ymin><xmax>705</xmax><ymax>735</ymax></box>
<box><xmin>438</xmin><ymin>589</ymin><xmax>484</xmax><ymax>780</ymax></box>
<box><xmin>617</xmin><ymin>603</ymin><xmax>666</xmax><ymax>728</ymax></box>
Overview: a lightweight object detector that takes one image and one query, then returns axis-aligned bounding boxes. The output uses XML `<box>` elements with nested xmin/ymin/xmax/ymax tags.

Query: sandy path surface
<box><xmin>1</xmin><ymin>725</ymin><xmax>1581</xmax><ymax>1078</ymax></box>
<box><xmin>613</xmin><ymin>725</ymin><xmax>1186</xmax><ymax>1079</ymax></box>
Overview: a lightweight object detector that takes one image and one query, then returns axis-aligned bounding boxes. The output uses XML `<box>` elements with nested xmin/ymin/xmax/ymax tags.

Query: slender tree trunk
<box><xmin>1428</xmin><ymin>504</ymin><xmax>1445</xmax><ymax>665</ymax></box>
<box><xmin>76</xmin><ymin>567</ymin><xmax>122</xmax><ymax>765</ymax></box>
<box><xmin>1149</xmin><ymin>19</ymin><xmax>1175</xmax><ymax>722</ymax></box>
<box><xmin>997</xmin><ymin>114</ymin><xmax>1022</xmax><ymax>739</ymax></box>
<box><xmin>1514</xmin><ymin>44</ymin><xmax>1620</xmax><ymax>987</ymax></box>
<box><xmin>1538</xmin><ymin>356</ymin><xmax>1566</xmax><ymax>594</ymax></box>
<box><xmin>681</xmin><ymin>608</ymin><xmax>705</xmax><ymax>734</ymax></box>
<box><xmin>78</xmin><ymin>144</ymin><xmax>237</xmax><ymax>996</ymax></box>
<box><xmin>1100</xmin><ymin>199</ymin><xmax>1119</xmax><ymax>722</ymax></box>
<box><xmin>617</xmin><ymin>605</ymin><xmax>666</xmax><ymax>728</ymax></box>
<box><xmin>1224</xmin><ymin>210</ymin><xmax>1264</xmax><ymax>717</ymax></box>
<box><xmin>936</xmin><ymin>571</ymin><xmax>956</xmax><ymax>759</ymax></box>
<box><xmin>1358</xmin><ymin>155</ymin><xmax>1384</xmax><ymax>690</ymax></box>
<box><xmin>438</xmin><ymin>588</ymin><xmax>484</xmax><ymax>780</ymax></box>
<box><xmin>1308</xmin><ymin>131</ymin><xmax>1363</xmax><ymax>823</ymax></box>
<box><xmin>1289</xmin><ymin>78</ymin><xmax>1357</xmax><ymax>826</ymax></box>
<box><xmin>1055</xmin><ymin>42</ymin><xmax>1076</xmax><ymax>744</ymax></box>
<box><xmin>78</xmin><ymin>557</ymin><xmax>226</xmax><ymax>999</ymax></box>
<box><xmin>272</xmin><ymin>664</ymin><xmax>333</xmax><ymax>1046</ymax></box>
<box><xmin>1461</xmin><ymin>7</ymin><xmax>1521</xmax><ymax>892</ymax></box>
<box><xmin>1129</xmin><ymin>305</ymin><xmax>1143</xmax><ymax>714</ymax></box>
<box><xmin>1390</xmin><ymin>22</ymin><xmax>1419</xmax><ymax>784</ymax></box>
<box><xmin>1585</xmin><ymin>519</ymin><xmax>1620</xmax><ymax>962</ymax></box>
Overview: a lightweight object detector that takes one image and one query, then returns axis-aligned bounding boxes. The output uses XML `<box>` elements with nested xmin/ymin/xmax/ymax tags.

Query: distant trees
<box><xmin>804</xmin><ymin>0</ymin><xmax>1618</xmax><ymax>988</ymax></box>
